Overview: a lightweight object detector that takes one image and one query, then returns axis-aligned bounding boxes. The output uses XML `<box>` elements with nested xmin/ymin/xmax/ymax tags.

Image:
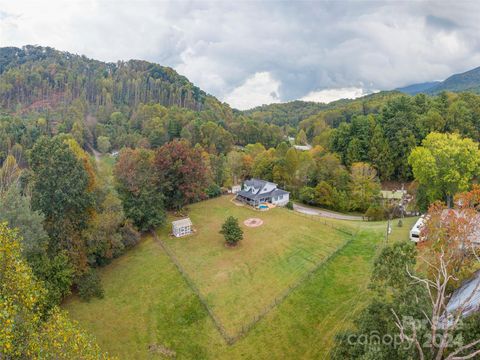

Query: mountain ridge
<box><xmin>0</xmin><ymin>45</ymin><xmax>222</xmax><ymax>113</ymax></box>
<box><xmin>398</xmin><ymin>66</ymin><xmax>480</xmax><ymax>95</ymax></box>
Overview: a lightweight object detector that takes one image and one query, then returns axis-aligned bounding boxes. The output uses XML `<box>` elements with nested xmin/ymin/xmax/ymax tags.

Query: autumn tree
<box><xmin>295</xmin><ymin>129</ymin><xmax>308</xmax><ymax>145</ymax></box>
<box><xmin>349</xmin><ymin>162</ymin><xmax>381</xmax><ymax>211</ymax></box>
<box><xmin>0</xmin><ymin>155</ymin><xmax>21</xmax><ymax>194</ymax></box>
<box><xmin>0</xmin><ymin>222</ymin><xmax>110</xmax><ymax>359</ymax></box>
<box><xmin>154</xmin><ymin>140</ymin><xmax>209</xmax><ymax>209</ymax></box>
<box><xmin>334</xmin><ymin>188</ymin><xmax>480</xmax><ymax>359</ymax></box>
<box><xmin>114</xmin><ymin>148</ymin><xmax>165</xmax><ymax>231</ymax></box>
<box><xmin>408</xmin><ymin>132</ymin><xmax>480</xmax><ymax>207</ymax></box>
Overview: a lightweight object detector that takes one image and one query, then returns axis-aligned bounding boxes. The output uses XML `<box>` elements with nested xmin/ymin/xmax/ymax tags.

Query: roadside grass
<box><xmin>157</xmin><ymin>196</ymin><xmax>352</xmax><ymax>335</ymax></box>
<box><xmin>63</xmin><ymin>198</ymin><xmax>415</xmax><ymax>359</ymax></box>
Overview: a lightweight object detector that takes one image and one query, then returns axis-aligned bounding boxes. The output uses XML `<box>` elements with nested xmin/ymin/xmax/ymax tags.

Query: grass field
<box><xmin>63</xmin><ymin>197</ymin><xmax>417</xmax><ymax>359</ymax></box>
<box><xmin>157</xmin><ymin>196</ymin><xmax>353</xmax><ymax>336</ymax></box>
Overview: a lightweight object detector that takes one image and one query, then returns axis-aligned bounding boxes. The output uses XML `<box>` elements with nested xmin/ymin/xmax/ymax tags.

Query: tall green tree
<box><xmin>0</xmin><ymin>184</ymin><xmax>48</xmax><ymax>260</ymax></box>
<box><xmin>408</xmin><ymin>132</ymin><xmax>480</xmax><ymax>206</ymax></box>
<box><xmin>220</xmin><ymin>216</ymin><xmax>243</xmax><ymax>246</ymax></box>
<box><xmin>30</xmin><ymin>136</ymin><xmax>95</xmax><ymax>270</ymax></box>
<box><xmin>349</xmin><ymin>162</ymin><xmax>381</xmax><ymax>211</ymax></box>
<box><xmin>368</xmin><ymin>125</ymin><xmax>394</xmax><ymax>180</ymax></box>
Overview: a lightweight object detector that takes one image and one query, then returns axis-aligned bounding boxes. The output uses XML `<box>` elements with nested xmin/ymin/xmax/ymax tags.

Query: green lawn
<box><xmin>158</xmin><ymin>196</ymin><xmax>353</xmax><ymax>336</ymax></box>
<box><xmin>63</xmin><ymin>197</ymin><xmax>416</xmax><ymax>359</ymax></box>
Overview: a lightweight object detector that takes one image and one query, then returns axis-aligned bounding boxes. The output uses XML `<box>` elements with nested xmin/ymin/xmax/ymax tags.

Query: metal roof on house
<box><xmin>293</xmin><ymin>145</ymin><xmax>312</xmax><ymax>151</ymax></box>
<box><xmin>271</xmin><ymin>189</ymin><xmax>289</xmax><ymax>196</ymax></box>
<box><xmin>236</xmin><ymin>189</ymin><xmax>264</xmax><ymax>200</ymax></box>
<box><xmin>244</xmin><ymin>178</ymin><xmax>277</xmax><ymax>189</ymax></box>
<box><xmin>237</xmin><ymin>181</ymin><xmax>289</xmax><ymax>201</ymax></box>
<box><xmin>440</xmin><ymin>270</ymin><xmax>480</xmax><ymax>328</ymax></box>
<box><xmin>172</xmin><ymin>218</ymin><xmax>193</xmax><ymax>228</ymax></box>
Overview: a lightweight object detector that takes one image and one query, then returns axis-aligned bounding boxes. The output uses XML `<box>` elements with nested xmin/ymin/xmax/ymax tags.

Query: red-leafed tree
<box><xmin>154</xmin><ymin>140</ymin><xmax>209</xmax><ymax>209</ymax></box>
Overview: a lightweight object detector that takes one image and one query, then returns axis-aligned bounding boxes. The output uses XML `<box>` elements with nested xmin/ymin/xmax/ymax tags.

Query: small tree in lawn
<box><xmin>220</xmin><ymin>216</ymin><xmax>243</xmax><ymax>247</ymax></box>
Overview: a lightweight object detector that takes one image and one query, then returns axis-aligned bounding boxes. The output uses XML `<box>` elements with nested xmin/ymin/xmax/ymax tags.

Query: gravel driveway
<box><xmin>293</xmin><ymin>203</ymin><xmax>364</xmax><ymax>221</ymax></box>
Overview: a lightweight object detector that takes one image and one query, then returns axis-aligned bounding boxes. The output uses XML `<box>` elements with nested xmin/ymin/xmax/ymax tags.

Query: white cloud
<box><xmin>223</xmin><ymin>72</ymin><xmax>280</xmax><ymax>110</ymax></box>
<box><xmin>301</xmin><ymin>87</ymin><xmax>373</xmax><ymax>104</ymax></box>
<box><xmin>1</xmin><ymin>1</ymin><xmax>480</xmax><ymax>106</ymax></box>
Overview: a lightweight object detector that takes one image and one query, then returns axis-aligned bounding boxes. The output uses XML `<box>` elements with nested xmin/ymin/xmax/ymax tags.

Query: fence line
<box><xmin>228</xmin><ymin>233</ymin><xmax>356</xmax><ymax>343</ymax></box>
<box><xmin>289</xmin><ymin>209</ymin><xmax>355</xmax><ymax>236</ymax></box>
<box><xmin>152</xmin><ymin>227</ymin><xmax>356</xmax><ymax>345</ymax></box>
<box><xmin>151</xmin><ymin>231</ymin><xmax>235</xmax><ymax>344</ymax></box>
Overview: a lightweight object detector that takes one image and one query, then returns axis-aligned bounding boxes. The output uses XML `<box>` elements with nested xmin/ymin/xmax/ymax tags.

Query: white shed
<box><xmin>172</xmin><ymin>218</ymin><xmax>193</xmax><ymax>237</ymax></box>
<box><xmin>231</xmin><ymin>185</ymin><xmax>242</xmax><ymax>194</ymax></box>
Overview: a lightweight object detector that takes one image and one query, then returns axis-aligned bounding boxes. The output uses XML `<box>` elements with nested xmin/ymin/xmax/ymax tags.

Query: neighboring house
<box><xmin>293</xmin><ymin>144</ymin><xmax>312</xmax><ymax>151</ymax></box>
<box><xmin>172</xmin><ymin>218</ymin><xmax>193</xmax><ymax>237</ymax></box>
<box><xmin>439</xmin><ymin>270</ymin><xmax>480</xmax><ymax>329</ymax></box>
<box><xmin>236</xmin><ymin>178</ymin><xmax>289</xmax><ymax>207</ymax></box>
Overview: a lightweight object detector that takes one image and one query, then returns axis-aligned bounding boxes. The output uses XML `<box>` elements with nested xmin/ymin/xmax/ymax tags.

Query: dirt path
<box><xmin>293</xmin><ymin>203</ymin><xmax>364</xmax><ymax>221</ymax></box>
<box><xmin>91</xmin><ymin>148</ymin><xmax>101</xmax><ymax>164</ymax></box>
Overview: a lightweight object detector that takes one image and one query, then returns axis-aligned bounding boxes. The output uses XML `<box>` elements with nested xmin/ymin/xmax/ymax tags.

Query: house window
<box><xmin>278</xmin><ymin>195</ymin><xmax>283</xmax><ymax>200</ymax></box>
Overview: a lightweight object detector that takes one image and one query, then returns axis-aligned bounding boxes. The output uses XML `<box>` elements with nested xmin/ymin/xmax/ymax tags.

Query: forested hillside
<box><xmin>3</xmin><ymin>45</ymin><xmax>480</xmax><ymax>315</ymax></box>
<box><xmin>242</xmin><ymin>91</ymin><xmax>400</xmax><ymax>127</ymax></box>
<box><xmin>0</xmin><ymin>46</ymin><xmax>288</xmax><ymax>158</ymax></box>
<box><xmin>0</xmin><ymin>45</ymin><xmax>208</xmax><ymax>110</ymax></box>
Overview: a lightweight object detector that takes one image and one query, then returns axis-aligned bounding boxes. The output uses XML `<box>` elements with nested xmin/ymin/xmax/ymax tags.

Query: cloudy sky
<box><xmin>1</xmin><ymin>1</ymin><xmax>480</xmax><ymax>110</ymax></box>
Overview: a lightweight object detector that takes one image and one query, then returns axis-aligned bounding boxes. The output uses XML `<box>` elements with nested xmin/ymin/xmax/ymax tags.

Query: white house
<box><xmin>172</xmin><ymin>218</ymin><xmax>193</xmax><ymax>237</ymax></box>
<box><xmin>236</xmin><ymin>179</ymin><xmax>290</xmax><ymax>207</ymax></box>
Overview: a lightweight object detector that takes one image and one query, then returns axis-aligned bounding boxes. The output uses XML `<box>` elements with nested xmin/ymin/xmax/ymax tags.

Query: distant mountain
<box><xmin>242</xmin><ymin>100</ymin><xmax>330</xmax><ymax>126</ymax></box>
<box><xmin>398</xmin><ymin>66</ymin><xmax>480</xmax><ymax>95</ymax></box>
<box><xmin>427</xmin><ymin>66</ymin><xmax>480</xmax><ymax>94</ymax></box>
<box><xmin>396</xmin><ymin>81</ymin><xmax>440</xmax><ymax>95</ymax></box>
<box><xmin>241</xmin><ymin>91</ymin><xmax>401</xmax><ymax>127</ymax></box>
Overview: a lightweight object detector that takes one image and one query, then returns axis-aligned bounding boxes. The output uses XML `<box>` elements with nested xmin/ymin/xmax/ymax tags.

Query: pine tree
<box><xmin>220</xmin><ymin>216</ymin><xmax>243</xmax><ymax>246</ymax></box>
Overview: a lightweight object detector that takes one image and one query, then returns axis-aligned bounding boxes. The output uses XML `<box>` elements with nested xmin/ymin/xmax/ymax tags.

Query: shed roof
<box><xmin>172</xmin><ymin>218</ymin><xmax>193</xmax><ymax>228</ymax></box>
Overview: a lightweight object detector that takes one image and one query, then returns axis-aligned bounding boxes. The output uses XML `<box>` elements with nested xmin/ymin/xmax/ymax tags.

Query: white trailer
<box><xmin>410</xmin><ymin>216</ymin><xmax>425</xmax><ymax>242</ymax></box>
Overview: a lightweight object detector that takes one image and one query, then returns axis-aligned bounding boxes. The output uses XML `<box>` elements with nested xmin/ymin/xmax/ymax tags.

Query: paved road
<box><xmin>293</xmin><ymin>203</ymin><xmax>364</xmax><ymax>221</ymax></box>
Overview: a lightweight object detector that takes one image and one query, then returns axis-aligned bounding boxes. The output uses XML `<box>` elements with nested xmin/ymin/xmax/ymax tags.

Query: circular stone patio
<box><xmin>243</xmin><ymin>218</ymin><xmax>264</xmax><ymax>227</ymax></box>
